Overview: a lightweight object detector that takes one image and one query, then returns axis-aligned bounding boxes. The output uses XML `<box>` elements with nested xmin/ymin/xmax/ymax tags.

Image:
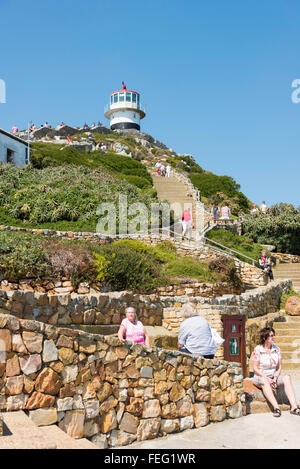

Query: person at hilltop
<box><xmin>260</xmin><ymin>201</ymin><xmax>267</xmax><ymax>214</ymax></box>
<box><xmin>250</xmin><ymin>203</ymin><xmax>259</xmax><ymax>214</ymax></box>
<box><xmin>178</xmin><ymin>303</ymin><xmax>217</xmax><ymax>358</ymax></box>
<box><xmin>118</xmin><ymin>307</ymin><xmax>150</xmax><ymax>346</ymax></box>
<box><xmin>252</xmin><ymin>326</ymin><xmax>300</xmax><ymax>417</ymax></box>
<box><xmin>220</xmin><ymin>204</ymin><xmax>231</xmax><ymax>220</ymax></box>
<box><xmin>166</xmin><ymin>164</ymin><xmax>171</xmax><ymax>178</ymax></box>
<box><xmin>182</xmin><ymin>207</ymin><xmax>194</xmax><ymax>239</ymax></box>
<box><xmin>11</xmin><ymin>125</ymin><xmax>18</xmax><ymax>133</ymax></box>
<box><xmin>258</xmin><ymin>250</ymin><xmax>274</xmax><ymax>280</ymax></box>
<box><xmin>160</xmin><ymin>163</ymin><xmax>166</xmax><ymax>176</ymax></box>
<box><xmin>211</xmin><ymin>202</ymin><xmax>220</xmax><ymax>222</ymax></box>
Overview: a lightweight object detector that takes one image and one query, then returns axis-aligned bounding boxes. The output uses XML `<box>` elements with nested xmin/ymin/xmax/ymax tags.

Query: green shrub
<box><xmin>0</xmin><ymin>232</ymin><xmax>50</xmax><ymax>281</ymax></box>
<box><xmin>94</xmin><ymin>244</ymin><xmax>167</xmax><ymax>293</ymax></box>
<box><xmin>242</xmin><ymin>204</ymin><xmax>300</xmax><ymax>255</ymax></box>
<box><xmin>207</xmin><ymin>229</ymin><xmax>269</xmax><ymax>266</ymax></box>
<box><xmin>190</xmin><ymin>172</ymin><xmax>251</xmax><ymax>213</ymax></box>
<box><xmin>165</xmin><ymin>257</ymin><xmax>218</xmax><ymax>283</ymax></box>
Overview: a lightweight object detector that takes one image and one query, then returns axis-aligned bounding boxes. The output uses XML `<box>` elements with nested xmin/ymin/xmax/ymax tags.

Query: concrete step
<box><xmin>0</xmin><ymin>411</ymin><xmax>98</xmax><ymax>449</ymax></box>
<box><xmin>0</xmin><ymin>411</ymin><xmax>57</xmax><ymax>449</ymax></box>
<box><xmin>273</xmin><ymin>323</ymin><xmax>300</xmax><ymax>331</ymax></box>
<box><xmin>40</xmin><ymin>425</ymin><xmax>98</xmax><ymax>449</ymax></box>
<box><xmin>281</xmin><ymin>351</ymin><xmax>300</xmax><ymax>360</ymax></box>
<box><xmin>274</xmin><ymin>336</ymin><xmax>300</xmax><ymax>344</ymax></box>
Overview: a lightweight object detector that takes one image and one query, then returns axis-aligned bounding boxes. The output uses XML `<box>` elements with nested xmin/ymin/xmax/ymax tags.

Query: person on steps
<box><xmin>252</xmin><ymin>326</ymin><xmax>300</xmax><ymax>417</ymax></box>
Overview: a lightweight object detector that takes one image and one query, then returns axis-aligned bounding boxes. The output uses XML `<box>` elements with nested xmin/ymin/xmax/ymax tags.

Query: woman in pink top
<box><xmin>118</xmin><ymin>307</ymin><xmax>150</xmax><ymax>346</ymax></box>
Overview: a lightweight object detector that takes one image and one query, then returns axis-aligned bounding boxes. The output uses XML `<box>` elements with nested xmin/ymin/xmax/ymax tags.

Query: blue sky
<box><xmin>0</xmin><ymin>0</ymin><xmax>299</xmax><ymax>206</ymax></box>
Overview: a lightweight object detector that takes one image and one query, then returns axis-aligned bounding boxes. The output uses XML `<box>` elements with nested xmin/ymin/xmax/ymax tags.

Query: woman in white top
<box><xmin>252</xmin><ymin>327</ymin><xmax>300</xmax><ymax>417</ymax></box>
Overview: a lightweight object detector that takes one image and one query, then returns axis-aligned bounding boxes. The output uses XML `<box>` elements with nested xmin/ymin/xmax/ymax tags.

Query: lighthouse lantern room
<box><xmin>104</xmin><ymin>82</ymin><xmax>146</xmax><ymax>131</ymax></box>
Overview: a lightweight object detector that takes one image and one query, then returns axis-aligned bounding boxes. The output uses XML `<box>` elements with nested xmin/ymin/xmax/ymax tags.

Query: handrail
<box><xmin>203</xmin><ymin>236</ymin><xmax>257</xmax><ymax>266</ymax></box>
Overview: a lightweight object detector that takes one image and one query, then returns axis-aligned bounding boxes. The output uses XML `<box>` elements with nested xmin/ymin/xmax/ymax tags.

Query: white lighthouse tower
<box><xmin>104</xmin><ymin>82</ymin><xmax>146</xmax><ymax>131</ymax></box>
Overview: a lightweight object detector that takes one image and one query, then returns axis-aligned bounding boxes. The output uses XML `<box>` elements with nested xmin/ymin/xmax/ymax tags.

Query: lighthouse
<box><xmin>104</xmin><ymin>82</ymin><xmax>146</xmax><ymax>131</ymax></box>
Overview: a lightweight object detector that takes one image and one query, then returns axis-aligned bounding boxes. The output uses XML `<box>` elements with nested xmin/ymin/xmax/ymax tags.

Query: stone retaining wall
<box><xmin>271</xmin><ymin>253</ymin><xmax>300</xmax><ymax>264</ymax></box>
<box><xmin>0</xmin><ymin>313</ymin><xmax>244</xmax><ymax>447</ymax></box>
<box><xmin>0</xmin><ymin>290</ymin><xmax>163</xmax><ymax>327</ymax></box>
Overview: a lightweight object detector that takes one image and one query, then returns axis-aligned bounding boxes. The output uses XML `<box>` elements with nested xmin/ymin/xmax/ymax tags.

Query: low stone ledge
<box><xmin>243</xmin><ymin>378</ymin><xmax>290</xmax><ymax>414</ymax></box>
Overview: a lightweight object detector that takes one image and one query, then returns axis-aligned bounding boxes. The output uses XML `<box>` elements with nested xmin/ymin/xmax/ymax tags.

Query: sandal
<box><xmin>273</xmin><ymin>408</ymin><xmax>281</xmax><ymax>417</ymax></box>
<box><xmin>290</xmin><ymin>407</ymin><xmax>300</xmax><ymax>416</ymax></box>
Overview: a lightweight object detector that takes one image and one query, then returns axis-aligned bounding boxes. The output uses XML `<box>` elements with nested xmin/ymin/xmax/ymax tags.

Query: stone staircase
<box><xmin>152</xmin><ymin>174</ymin><xmax>197</xmax><ymax>223</ymax></box>
<box><xmin>273</xmin><ymin>263</ymin><xmax>300</xmax><ymax>293</ymax></box>
<box><xmin>0</xmin><ymin>411</ymin><xmax>98</xmax><ymax>449</ymax></box>
<box><xmin>273</xmin><ymin>317</ymin><xmax>300</xmax><ymax>371</ymax></box>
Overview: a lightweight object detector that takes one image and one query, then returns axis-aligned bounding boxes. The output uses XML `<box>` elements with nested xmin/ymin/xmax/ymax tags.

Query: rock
<box><xmin>193</xmin><ymin>403</ymin><xmax>209</xmax><ymax>427</ymax></box>
<box><xmin>35</xmin><ymin>367</ymin><xmax>62</xmax><ymax>395</ymax></box>
<box><xmin>0</xmin><ymin>329</ymin><xmax>11</xmax><ymax>353</ymax></box>
<box><xmin>108</xmin><ymin>429</ymin><xmax>137</xmax><ymax>447</ymax></box>
<box><xmin>100</xmin><ymin>408</ymin><xmax>117</xmax><ymax>433</ymax></box>
<box><xmin>5</xmin><ymin>375</ymin><xmax>24</xmax><ymax>395</ymax></box>
<box><xmin>160</xmin><ymin>419</ymin><xmax>180</xmax><ymax>434</ymax></box>
<box><xmin>169</xmin><ymin>382</ymin><xmax>185</xmax><ymax>402</ymax></box>
<box><xmin>58</xmin><ymin>410</ymin><xmax>85</xmax><ymax>437</ymax></box>
<box><xmin>25</xmin><ymin>391</ymin><xmax>55</xmax><ymax>409</ymax></box>
<box><xmin>12</xmin><ymin>334</ymin><xmax>27</xmax><ymax>353</ymax></box>
<box><xmin>43</xmin><ymin>340</ymin><xmax>58</xmax><ymax>362</ymax></box>
<box><xmin>137</xmin><ymin>418</ymin><xmax>161</xmax><ymax>441</ymax></box>
<box><xmin>61</xmin><ymin>365</ymin><xmax>78</xmax><ymax>384</ymax></box>
<box><xmin>58</xmin><ymin>347</ymin><xmax>75</xmax><ymax>365</ymax></box>
<box><xmin>179</xmin><ymin>415</ymin><xmax>194</xmax><ymax>431</ymax></box>
<box><xmin>97</xmin><ymin>382</ymin><xmax>112</xmax><ymax>403</ymax></box>
<box><xmin>91</xmin><ymin>433</ymin><xmax>108</xmax><ymax>449</ymax></box>
<box><xmin>22</xmin><ymin>332</ymin><xmax>43</xmax><ymax>353</ymax></box>
<box><xmin>227</xmin><ymin>401</ymin><xmax>243</xmax><ymax>419</ymax></box>
<box><xmin>6</xmin><ymin>355</ymin><xmax>21</xmax><ymax>377</ymax></box>
<box><xmin>285</xmin><ymin>296</ymin><xmax>300</xmax><ymax>315</ymax></box>
<box><xmin>6</xmin><ymin>394</ymin><xmax>28</xmax><ymax>411</ymax></box>
<box><xmin>19</xmin><ymin>354</ymin><xmax>42</xmax><ymax>375</ymax></box>
<box><xmin>210</xmin><ymin>405</ymin><xmax>226</xmax><ymax>422</ymax></box>
<box><xmin>140</xmin><ymin>366</ymin><xmax>153</xmax><ymax>379</ymax></box>
<box><xmin>142</xmin><ymin>399</ymin><xmax>161</xmax><ymax>418</ymax></box>
<box><xmin>84</xmin><ymin>398</ymin><xmax>100</xmax><ymax>419</ymax></box>
<box><xmin>176</xmin><ymin>396</ymin><xmax>193</xmax><ymax>417</ymax></box>
<box><xmin>99</xmin><ymin>395</ymin><xmax>118</xmax><ymax>414</ymax></box>
<box><xmin>119</xmin><ymin>412</ymin><xmax>139</xmax><ymax>434</ymax></box>
<box><xmin>83</xmin><ymin>418</ymin><xmax>101</xmax><ymax>438</ymax></box>
<box><xmin>57</xmin><ymin>397</ymin><xmax>74</xmax><ymax>412</ymax></box>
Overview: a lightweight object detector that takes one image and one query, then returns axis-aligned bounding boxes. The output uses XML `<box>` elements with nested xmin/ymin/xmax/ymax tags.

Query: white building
<box><xmin>0</xmin><ymin>128</ymin><xmax>29</xmax><ymax>166</ymax></box>
<box><xmin>104</xmin><ymin>82</ymin><xmax>146</xmax><ymax>131</ymax></box>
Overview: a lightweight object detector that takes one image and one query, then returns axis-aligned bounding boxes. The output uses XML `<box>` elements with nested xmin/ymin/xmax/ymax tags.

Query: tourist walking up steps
<box><xmin>259</xmin><ymin>250</ymin><xmax>274</xmax><ymax>280</ymax></box>
<box><xmin>182</xmin><ymin>207</ymin><xmax>194</xmax><ymax>239</ymax></box>
<box><xmin>166</xmin><ymin>164</ymin><xmax>171</xmax><ymax>177</ymax></box>
<box><xmin>252</xmin><ymin>326</ymin><xmax>300</xmax><ymax>418</ymax></box>
<box><xmin>118</xmin><ymin>307</ymin><xmax>150</xmax><ymax>346</ymax></box>
<box><xmin>178</xmin><ymin>303</ymin><xmax>217</xmax><ymax>358</ymax></box>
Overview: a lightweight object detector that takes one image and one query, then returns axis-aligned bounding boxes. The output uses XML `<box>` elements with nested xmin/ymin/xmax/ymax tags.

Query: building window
<box><xmin>7</xmin><ymin>148</ymin><xmax>14</xmax><ymax>164</ymax></box>
<box><xmin>119</xmin><ymin>92</ymin><xmax>125</xmax><ymax>102</ymax></box>
<box><xmin>126</xmin><ymin>92</ymin><xmax>131</xmax><ymax>102</ymax></box>
<box><xmin>132</xmin><ymin>94</ymin><xmax>137</xmax><ymax>103</ymax></box>
<box><xmin>111</xmin><ymin>96</ymin><xmax>113</xmax><ymax>104</ymax></box>
<box><xmin>114</xmin><ymin>94</ymin><xmax>118</xmax><ymax>103</ymax></box>
<box><xmin>137</xmin><ymin>94</ymin><xmax>140</xmax><ymax>107</ymax></box>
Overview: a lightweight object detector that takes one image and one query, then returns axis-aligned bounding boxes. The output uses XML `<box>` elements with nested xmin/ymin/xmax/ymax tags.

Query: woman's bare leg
<box><xmin>282</xmin><ymin>374</ymin><xmax>298</xmax><ymax>410</ymax></box>
<box><xmin>261</xmin><ymin>379</ymin><xmax>279</xmax><ymax>410</ymax></box>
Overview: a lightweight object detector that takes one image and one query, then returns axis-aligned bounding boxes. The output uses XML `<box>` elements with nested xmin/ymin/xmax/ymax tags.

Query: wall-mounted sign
<box><xmin>229</xmin><ymin>337</ymin><xmax>239</xmax><ymax>356</ymax></box>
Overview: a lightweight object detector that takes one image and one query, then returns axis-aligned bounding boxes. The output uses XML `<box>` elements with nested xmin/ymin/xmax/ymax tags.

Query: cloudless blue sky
<box><xmin>1</xmin><ymin>0</ymin><xmax>299</xmax><ymax>206</ymax></box>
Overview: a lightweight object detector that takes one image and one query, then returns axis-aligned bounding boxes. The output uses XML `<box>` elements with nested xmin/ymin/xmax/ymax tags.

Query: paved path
<box><xmin>122</xmin><ymin>374</ymin><xmax>300</xmax><ymax>450</ymax></box>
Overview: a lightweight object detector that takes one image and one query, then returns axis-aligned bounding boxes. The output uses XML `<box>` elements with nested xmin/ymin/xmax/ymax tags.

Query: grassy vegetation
<box><xmin>0</xmin><ymin>164</ymin><xmax>155</xmax><ymax>232</ymax></box>
<box><xmin>30</xmin><ymin>142</ymin><xmax>153</xmax><ymax>190</ymax></box>
<box><xmin>0</xmin><ymin>233</ymin><xmax>238</xmax><ymax>293</ymax></box>
<box><xmin>206</xmin><ymin>229</ymin><xmax>270</xmax><ymax>266</ymax></box>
